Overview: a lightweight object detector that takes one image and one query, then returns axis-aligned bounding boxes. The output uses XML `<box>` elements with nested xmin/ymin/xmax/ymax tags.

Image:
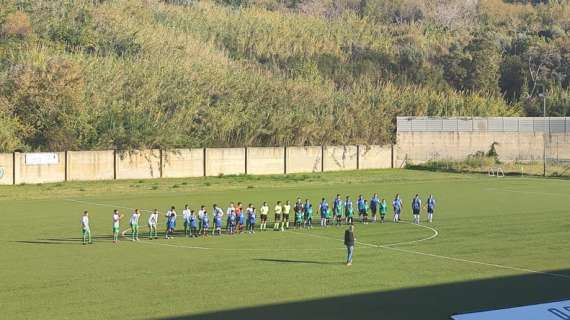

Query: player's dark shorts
<box><xmin>261</xmin><ymin>214</ymin><xmax>267</xmax><ymax>222</ymax></box>
<box><xmin>274</xmin><ymin>214</ymin><xmax>281</xmax><ymax>222</ymax></box>
<box><xmin>283</xmin><ymin>214</ymin><xmax>289</xmax><ymax>221</ymax></box>
<box><xmin>413</xmin><ymin>208</ymin><xmax>420</xmax><ymax>215</ymax></box>
<box><xmin>371</xmin><ymin>207</ymin><xmax>377</xmax><ymax>215</ymax></box>
<box><xmin>359</xmin><ymin>209</ymin><xmax>366</xmax><ymax>215</ymax></box>
<box><xmin>427</xmin><ymin>208</ymin><xmax>434</xmax><ymax>214</ymax></box>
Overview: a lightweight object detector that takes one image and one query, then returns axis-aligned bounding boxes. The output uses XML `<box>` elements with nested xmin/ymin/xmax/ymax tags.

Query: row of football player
<box><xmin>79</xmin><ymin>194</ymin><xmax>436</xmax><ymax>244</ymax></box>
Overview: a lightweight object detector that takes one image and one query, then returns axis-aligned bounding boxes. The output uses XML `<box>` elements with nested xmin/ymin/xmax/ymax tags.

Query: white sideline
<box><xmin>65</xmin><ymin>198</ymin><xmax>570</xmax><ymax>280</ymax></box>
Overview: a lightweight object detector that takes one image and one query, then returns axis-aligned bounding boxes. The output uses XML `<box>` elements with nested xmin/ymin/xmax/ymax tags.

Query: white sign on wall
<box><xmin>452</xmin><ymin>300</ymin><xmax>570</xmax><ymax>320</ymax></box>
<box><xmin>25</xmin><ymin>153</ymin><xmax>59</xmax><ymax>165</ymax></box>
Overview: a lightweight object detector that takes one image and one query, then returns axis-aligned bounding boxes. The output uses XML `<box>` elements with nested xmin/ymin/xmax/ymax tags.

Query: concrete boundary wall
<box><xmin>0</xmin><ymin>153</ymin><xmax>14</xmax><ymax>185</ymax></box>
<box><xmin>247</xmin><ymin>147</ymin><xmax>285</xmax><ymax>175</ymax></box>
<box><xmin>116</xmin><ymin>149</ymin><xmax>161</xmax><ymax>180</ymax></box>
<box><xmin>396</xmin><ymin>132</ymin><xmax>570</xmax><ymax>164</ymax></box>
<box><xmin>68</xmin><ymin>150</ymin><xmax>114</xmax><ymax>181</ymax></box>
<box><xmin>359</xmin><ymin>145</ymin><xmax>392</xmax><ymax>169</ymax></box>
<box><xmin>286</xmin><ymin>146</ymin><xmax>322</xmax><ymax>173</ymax></box>
<box><xmin>2</xmin><ymin>145</ymin><xmax>396</xmax><ymax>185</ymax></box>
<box><xmin>162</xmin><ymin>149</ymin><xmax>204</xmax><ymax>178</ymax></box>
<box><xmin>205</xmin><ymin>148</ymin><xmax>246</xmax><ymax>176</ymax></box>
<box><xmin>15</xmin><ymin>152</ymin><xmax>66</xmax><ymax>184</ymax></box>
<box><xmin>323</xmin><ymin>146</ymin><xmax>358</xmax><ymax>171</ymax></box>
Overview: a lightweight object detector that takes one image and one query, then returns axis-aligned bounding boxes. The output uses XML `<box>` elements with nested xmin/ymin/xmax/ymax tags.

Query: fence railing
<box><xmin>397</xmin><ymin>117</ymin><xmax>570</xmax><ymax>133</ymax></box>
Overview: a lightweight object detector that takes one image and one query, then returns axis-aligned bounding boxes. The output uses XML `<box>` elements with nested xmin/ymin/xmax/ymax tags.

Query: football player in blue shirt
<box><xmin>370</xmin><ymin>193</ymin><xmax>380</xmax><ymax>223</ymax></box>
<box><xmin>189</xmin><ymin>210</ymin><xmax>198</xmax><ymax>237</ymax></box>
<box><xmin>228</xmin><ymin>210</ymin><xmax>237</xmax><ymax>234</ymax></box>
<box><xmin>213</xmin><ymin>204</ymin><xmax>223</xmax><ymax>235</ymax></box>
<box><xmin>357</xmin><ymin>195</ymin><xmax>366</xmax><ymax>223</ymax></box>
<box><xmin>412</xmin><ymin>194</ymin><xmax>422</xmax><ymax>224</ymax></box>
<box><xmin>202</xmin><ymin>209</ymin><xmax>209</xmax><ymax>237</ymax></box>
<box><xmin>427</xmin><ymin>194</ymin><xmax>436</xmax><ymax>223</ymax></box>
<box><xmin>319</xmin><ymin>198</ymin><xmax>329</xmax><ymax>227</ymax></box>
<box><xmin>248</xmin><ymin>205</ymin><xmax>256</xmax><ymax>234</ymax></box>
<box><xmin>393</xmin><ymin>194</ymin><xmax>402</xmax><ymax>223</ymax></box>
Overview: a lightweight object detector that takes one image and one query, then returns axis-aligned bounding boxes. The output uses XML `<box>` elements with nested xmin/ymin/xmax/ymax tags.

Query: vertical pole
<box><xmin>321</xmin><ymin>145</ymin><xmax>325</xmax><ymax>172</ymax></box>
<box><xmin>543</xmin><ymin>94</ymin><xmax>547</xmax><ymax>177</ymax></box>
<box><xmin>12</xmin><ymin>152</ymin><xmax>16</xmax><ymax>185</ymax></box>
<box><xmin>113</xmin><ymin>150</ymin><xmax>117</xmax><ymax>180</ymax></box>
<box><xmin>391</xmin><ymin>144</ymin><xmax>394</xmax><ymax>169</ymax></box>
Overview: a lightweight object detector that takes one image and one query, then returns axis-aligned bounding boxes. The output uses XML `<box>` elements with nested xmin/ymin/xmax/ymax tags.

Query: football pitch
<box><xmin>1</xmin><ymin>169</ymin><xmax>569</xmax><ymax>320</ymax></box>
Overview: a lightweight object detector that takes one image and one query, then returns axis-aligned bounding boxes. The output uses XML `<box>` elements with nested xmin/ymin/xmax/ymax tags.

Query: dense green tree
<box><xmin>0</xmin><ymin>0</ymin><xmax>568</xmax><ymax>153</ymax></box>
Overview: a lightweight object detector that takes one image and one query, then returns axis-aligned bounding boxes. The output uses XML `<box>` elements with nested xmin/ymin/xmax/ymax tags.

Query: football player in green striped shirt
<box><xmin>379</xmin><ymin>198</ymin><xmax>388</xmax><ymax>223</ymax></box>
<box><xmin>361</xmin><ymin>200</ymin><xmax>369</xmax><ymax>224</ymax></box>
<box><xmin>129</xmin><ymin>209</ymin><xmax>141</xmax><ymax>241</ymax></box>
<box><xmin>148</xmin><ymin>209</ymin><xmax>159</xmax><ymax>239</ymax></box>
<box><xmin>304</xmin><ymin>199</ymin><xmax>313</xmax><ymax>229</ymax></box>
<box><xmin>335</xmin><ymin>198</ymin><xmax>344</xmax><ymax>226</ymax></box>
<box><xmin>112</xmin><ymin>210</ymin><xmax>124</xmax><ymax>243</ymax></box>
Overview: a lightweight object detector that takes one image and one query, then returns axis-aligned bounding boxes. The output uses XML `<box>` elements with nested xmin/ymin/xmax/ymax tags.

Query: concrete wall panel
<box><xmin>247</xmin><ymin>147</ymin><xmax>284</xmax><ymax>175</ymax></box>
<box><xmin>116</xmin><ymin>149</ymin><xmax>161</xmax><ymax>180</ymax></box>
<box><xmin>68</xmin><ymin>150</ymin><xmax>114</xmax><ymax>181</ymax></box>
<box><xmin>15</xmin><ymin>152</ymin><xmax>65</xmax><ymax>184</ymax></box>
<box><xmin>395</xmin><ymin>132</ymin><xmax>554</xmax><ymax>164</ymax></box>
<box><xmin>205</xmin><ymin>148</ymin><xmax>245</xmax><ymax>176</ymax></box>
<box><xmin>358</xmin><ymin>145</ymin><xmax>392</xmax><ymax>169</ymax></box>
<box><xmin>0</xmin><ymin>153</ymin><xmax>13</xmax><ymax>185</ymax></box>
<box><xmin>286</xmin><ymin>146</ymin><xmax>322</xmax><ymax>173</ymax></box>
<box><xmin>162</xmin><ymin>148</ymin><xmax>204</xmax><ymax>178</ymax></box>
<box><xmin>323</xmin><ymin>145</ymin><xmax>358</xmax><ymax>171</ymax></box>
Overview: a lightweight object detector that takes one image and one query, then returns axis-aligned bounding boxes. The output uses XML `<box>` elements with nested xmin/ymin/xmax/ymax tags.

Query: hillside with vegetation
<box><xmin>0</xmin><ymin>0</ymin><xmax>569</xmax><ymax>152</ymax></box>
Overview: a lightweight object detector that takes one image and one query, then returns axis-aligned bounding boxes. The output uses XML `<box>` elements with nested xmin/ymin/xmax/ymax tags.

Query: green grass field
<box><xmin>1</xmin><ymin>169</ymin><xmax>569</xmax><ymax>320</ymax></box>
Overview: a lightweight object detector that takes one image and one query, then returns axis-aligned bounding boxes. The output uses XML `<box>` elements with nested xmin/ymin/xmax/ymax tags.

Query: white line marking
<box><xmin>65</xmin><ymin>198</ymin><xmax>154</xmax><ymax>213</ymax></box>
<box><xmin>383</xmin><ymin>222</ymin><xmax>439</xmax><ymax>247</ymax></box>
<box><xmin>292</xmin><ymin>225</ymin><xmax>570</xmax><ymax>280</ymax></box>
<box><xmin>290</xmin><ymin>222</ymin><xmax>439</xmax><ymax>248</ymax></box>
<box><xmin>383</xmin><ymin>246</ymin><xmax>570</xmax><ymax>280</ymax></box>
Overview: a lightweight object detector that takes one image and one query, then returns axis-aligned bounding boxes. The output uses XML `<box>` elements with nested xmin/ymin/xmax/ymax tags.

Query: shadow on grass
<box><xmin>15</xmin><ymin>231</ymin><xmax>196</xmax><ymax>245</ymax></box>
<box><xmin>254</xmin><ymin>258</ymin><xmax>340</xmax><ymax>265</ymax></box>
<box><xmin>152</xmin><ymin>269</ymin><xmax>570</xmax><ymax>320</ymax></box>
<box><xmin>13</xmin><ymin>240</ymin><xmax>80</xmax><ymax>245</ymax></box>
<box><xmin>12</xmin><ymin>234</ymin><xmax>115</xmax><ymax>245</ymax></box>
